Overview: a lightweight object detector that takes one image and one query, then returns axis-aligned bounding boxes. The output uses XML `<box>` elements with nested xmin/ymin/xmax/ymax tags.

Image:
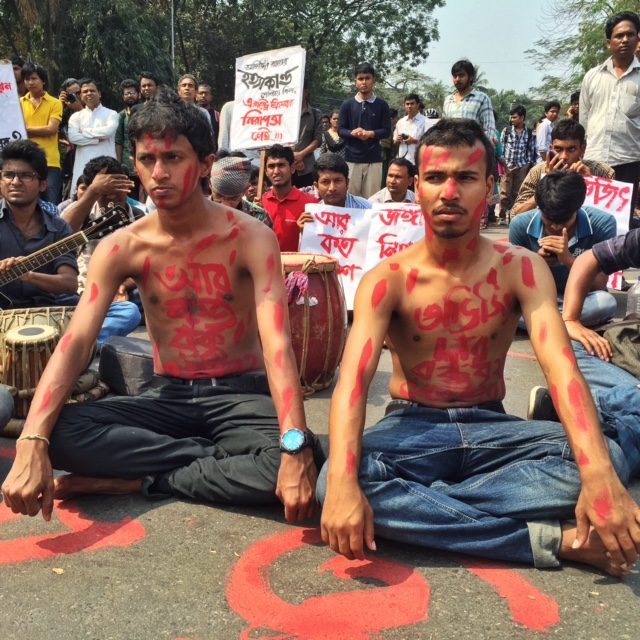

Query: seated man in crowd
<box><xmin>261</xmin><ymin>144</ymin><xmax>318</xmax><ymax>252</ymax></box>
<box><xmin>317</xmin><ymin>118</ymin><xmax>640</xmax><ymax>577</ymax></box>
<box><xmin>529</xmin><ymin>226</ymin><xmax>640</xmax><ymax>479</ymax></box>
<box><xmin>512</xmin><ymin>119</ymin><xmax>614</xmax><ymax>216</ymax></box>
<box><xmin>60</xmin><ymin>156</ymin><xmax>142</xmax><ymax>336</ymax></box>
<box><xmin>509</xmin><ymin>171</ymin><xmax>617</xmax><ymax>328</ymax></box>
<box><xmin>368</xmin><ymin>158</ymin><xmax>416</xmax><ymax>204</ymax></box>
<box><xmin>2</xmin><ymin>92</ymin><xmax>324</xmax><ymax>523</ymax></box>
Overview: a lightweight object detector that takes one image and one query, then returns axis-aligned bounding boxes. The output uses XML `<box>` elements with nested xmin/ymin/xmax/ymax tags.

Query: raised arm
<box><xmin>1</xmin><ymin>233</ymin><xmax>130</xmax><ymax>521</ymax></box>
<box><xmin>516</xmin><ymin>251</ymin><xmax>640</xmax><ymax>572</ymax></box>
<box><xmin>321</xmin><ymin>266</ymin><xmax>395</xmax><ymax>560</ymax></box>
<box><xmin>247</xmin><ymin>227</ymin><xmax>317</xmax><ymax>523</ymax></box>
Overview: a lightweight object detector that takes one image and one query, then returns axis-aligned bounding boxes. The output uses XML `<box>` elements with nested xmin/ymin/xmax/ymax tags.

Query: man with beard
<box><xmin>116</xmin><ymin>79</ymin><xmax>141</xmax><ymax>199</ymax></box>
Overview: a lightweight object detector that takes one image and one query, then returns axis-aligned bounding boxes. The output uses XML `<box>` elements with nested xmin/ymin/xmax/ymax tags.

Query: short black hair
<box><xmin>535</xmin><ymin>171</ymin><xmax>586</xmax><ymax>223</ymax></box>
<box><xmin>264</xmin><ymin>144</ymin><xmax>294</xmax><ymax>166</ymax></box>
<box><xmin>0</xmin><ymin>139</ymin><xmax>48</xmax><ymax>181</ymax></box>
<box><xmin>139</xmin><ymin>71</ymin><xmax>160</xmax><ymax>86</ymax></box>
<box><xmin>79</xmin><ymin>78</ymin><xmax>100</xmax><ymax>91</ymax></box>
<box><xmin>314</xmin><ymin>153</ymin><xmax>349</xmax><ymax>181</ymax></box>
<box><xmin>405</xmin><ymin>93</ymin><xmax>420</xmax><ymax>103</ymax></box>
<box><xmin>605</xmin><ymin>11</ymin><xmax>640</xmax><ymax>39</ymax></box>
<box><xmin>451</xmin><ymin>59</ymin><xmax>475</xmax><ymax>83</ymax></box>
<box><xmin>354</xmin><ymin>62</ymin><xmax>376</xmax><ymax>78</ymax></box>
<box><xmin>249</xmin><ymin>166</ymin><xmax>260</xmax><ymax>184</ymax></box>
<box><xmin>21</xmin><ymin>62</ymin><xmax>48</xmax><ymax>89</ymax></box>
<box><xmin>551</xmin><ymin>118</ymin><xmax>586</xmax><ymax>145</ymax></box>
<box><xmin>198</xmin><ymin>83</ymin><xmax>212</xmax><ymax>92</ymax></box>
<box><xmin>415</xmin><ymin>118</ymin><xmax>495</xmax><ymax>178</ymax></box>
<box><xmin>128</xmin><ymin>90</ymin><xmax>214</xmax><ymax>161</ymax></box>
<box><xmin>388</xmin><ymin>157</ymin><xmax>415</xmax><ymax>179</ymax></box>
<box><xmin>82</xmin><ymin>156</ymin><xmax>128</xmax><ymax>186</ymax></box>
<box><xmin>510</xmin><ymin>105</ymin><xmax>526</xmax><ymax>118</ymax></box>
<box><xmin>570</xmin><ymin>91</ymin><xmax>580</xmax><ymax>104</ymax></box>
<box><xmin>60</xmin><ymin>77</ymin><xmax>78</xmax><ymax>92</ymax></box>
<box><xmin>120</xmin><ymin>78</ymin><xmax>140</xmax><ymax>93</ymax></box>
<box><xmin>10</xmin><ymin>55</ymin><xmax>25</xmax><ymax>68</ymax></box>
<box><xmin>544</xmin><ymin>100</ymin><xmax>561</xmax><ymax>113</ymax></box>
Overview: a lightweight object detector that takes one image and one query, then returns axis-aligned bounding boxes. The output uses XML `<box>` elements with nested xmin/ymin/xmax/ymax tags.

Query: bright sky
<box><xmin>420</xmin><ymin>0</ymin><xmax>551</xmax><ymax>94</ymax></box>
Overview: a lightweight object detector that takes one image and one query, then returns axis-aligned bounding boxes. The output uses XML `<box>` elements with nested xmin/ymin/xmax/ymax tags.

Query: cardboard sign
<box><xmin>230</xmin><ymin>46</ymin><xmax>305</xmax><ymax>150</ymax></box>
<box><xmin>0</xmin><ymin>64</ymin><xmax>27</xmax><ymax>150</ymax></box>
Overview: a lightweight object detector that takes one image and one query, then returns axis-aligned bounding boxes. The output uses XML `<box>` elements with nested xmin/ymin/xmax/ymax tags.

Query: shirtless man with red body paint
<box><xmin>2</xmin><ymin>92</ymin><xmax>324</xmax><ymax>523</ymax></box>
<box><xmin>317</xmin><ymin>118</ymin><xmax>640</xmax><ymax>577</ymax></box>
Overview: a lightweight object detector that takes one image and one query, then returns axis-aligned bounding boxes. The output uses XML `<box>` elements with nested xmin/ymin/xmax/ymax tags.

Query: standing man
<box><xmin>131</xmin><ymin>71</ymin><xmax>161</xmax><ymax>115</ymax></box>
<box><xmin>567</xmin><ymin>91</ymin><xmax>580</xmax><ymax>121</ymax></box>
<box><xmin>261</xmin><ymin>144</ymin><xmax>318</xmax><ymax>252</ymax></box>
<box><xmin>443</xmin><ymin>59</ymin><xmax>496</xmax><ymax>144</ymax></box>
<box><xmin>197</xmin><ymin>83</ymin><xmax>220</xmax><ymax>151</ymax></box>
<box><xmin>115</xmin><ymin>79</ymin><xmax>141</xmax><ymax>200</ymax></box>
<box><xmin>292</xmin><ymin>80</ymin><xmax>323</xmax><ymax>189</ymax></box>
<box><xmin>67</xmin><ymin>79</ymin><xmax>119</xmax><ymax>194</ymax></box>
<box><xmin>177</xmin><ymin>74</ymin><xmax>211</xmax><ymax>124</ymax></box>
<box><xmin>11</xmin><ymin>56</ymin><xmax>26</xmax><ymax>97</ymax></box>
<box><xmin>20</xmin><ymin>63</ymin><xmax>63</xmax><ymax>204</ymax></box>
<box><xmin>393</xmin><ymin>93</ymin><xmax>427</xmax><ymax>166</ymax></box>
<box><xmin>536</xmin><ymin>101</ymin><xmax>561</xmax><ymax>162</ymax></box>
<box><xmin>338</xmin><ymin>63</ymin><xmax>391</xmax><ymax>199</ymax></box>
<box><xmin>581</xmin><ymin>11</ymin><xmax>640</xmax><ymax>229</ymax></box>
<box><xmin>499</xmin><ymin>106</ymin><xmax>534</xmax><ymax>221</ymax></box>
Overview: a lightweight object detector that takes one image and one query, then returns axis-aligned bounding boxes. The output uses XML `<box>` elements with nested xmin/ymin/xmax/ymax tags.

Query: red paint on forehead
<box><xmin>88</xmin><ymin>283</ymin><xmax>99</xmax><ymax>303</ymax></box>
<box><xmin>406</xmin><ymin>269</ymin><xmax>419</xmax><ymax>294</ymax></box>
<box><xmin>371</xmin><ymin>279</ymin><xmax>387</xmax><ymax>310</ymax></box>
<box><xmin>59</xmin><ymin>332</ymin><xmax>73</xmax><ymax>354</ymax></box>
<box><xmin>421</xmin><ymin>147</ymin><xmax>434</xmax><ymax>170</ymax></box>
<box><xmin>164</xmin><ymin>131</ymin><xmax>173</xmax><ymax>150</ymax></box>
<box><xmin>521</xmin><ymin>257</ymin><xmax>536</xmax><ymax>288</ymax></box>
<box><xmin>144</xmin><ymin>134</ymin><xmax>154</xmax><ymax>151</ymax></box>
<box><xmin>432</xmin><ymin>150</ymin><xmax>452</xmax><ymax>169</ymax></box>
<box><xmin>142</xmin><ymin>256</ymin><xmax>151</xmax><ymax>287</ymax></box>
<box><xmin>465</xmin><ymin>148</ymin><xmax>485</xmax><ymax>167</ymax></box>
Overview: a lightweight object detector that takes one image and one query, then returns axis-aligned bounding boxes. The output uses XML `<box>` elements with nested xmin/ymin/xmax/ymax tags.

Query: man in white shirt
<box><xmin>535</xmin><ymin>101</ymin><xmax>560</xmax><ymax>162</ymax></box>
<box><xmin>68</xmin><ymin>79</ymin><xmax>119</xmax><ymax>192</ymax></box>
<box><xmin>393</xmin><ymin>93</ymin><xmax>428</xmax><ymax>165</ymax></box>
<box><xmin>581</xmin><ymin>11</ymin><xmax>640</xmax><ymax>229</ymax></box>
<box><xmin>368</xmin><ymin>158</ymin><xmax>416</xmax><ymax>204</ymax></box>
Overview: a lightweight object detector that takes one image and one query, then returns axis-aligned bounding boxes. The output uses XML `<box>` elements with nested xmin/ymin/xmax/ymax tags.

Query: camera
<box><xmin>67</xmin><ymin>92</ymin><xmax>76</xmax><ymax>104</ymax></box>
<box><xmin>401</xmin><ymin>133</ymin><xmax>408</xmax><ymax>140</ymax></box>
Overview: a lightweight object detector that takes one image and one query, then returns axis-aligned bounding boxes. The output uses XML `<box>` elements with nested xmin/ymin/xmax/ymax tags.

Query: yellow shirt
<box><xmin>20</xmin><ymin>92</ymin><xmax>63</xmax><ymax>168</ymax></box>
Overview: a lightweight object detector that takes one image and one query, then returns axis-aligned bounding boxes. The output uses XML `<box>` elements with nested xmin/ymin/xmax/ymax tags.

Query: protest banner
<box><xmin>300</xmin><ymin>203</ymin><xmax>425</xmax><ymax>308</ymax></box>
<box><xmin>230</xmin><ymin>46</ymin><xmax>305</xmax><ymax>151</ymax></box>
<box><xmin>0</xmin><ymin>64</ymin><xmax>27</xmax><ymax>150</ymax></box>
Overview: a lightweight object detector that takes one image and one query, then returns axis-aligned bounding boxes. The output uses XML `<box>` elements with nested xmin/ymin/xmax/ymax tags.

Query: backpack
<box><xmin>601</xmin><ymin>312</ymin><xmax>640</xmax><ymax>379</ymax></box>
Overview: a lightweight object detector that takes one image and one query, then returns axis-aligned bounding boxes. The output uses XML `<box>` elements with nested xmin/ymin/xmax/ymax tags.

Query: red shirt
<box><xmin>262</xmin><ymin>187</ymin><xmax>318</xmax><ymax>252</ymax></box>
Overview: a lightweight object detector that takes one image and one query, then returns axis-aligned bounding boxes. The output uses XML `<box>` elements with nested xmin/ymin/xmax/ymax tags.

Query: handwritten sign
<box><xmin>230</xmin><ymin>46</ymin><xmax>305</xmax><ymax>150</ymax></box>
<box><xmin>0</xmin><ymin>64</ymin><xmax>26</xmax><ymax>150</ymax></box>
<box><xmin>300</xmin><ymin>203</ymin><xmax>425</xmax><ymax>308</ymax></box>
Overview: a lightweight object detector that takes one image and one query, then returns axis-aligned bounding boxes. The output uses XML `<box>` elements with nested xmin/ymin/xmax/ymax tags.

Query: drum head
<box><xmin>4</xmin><ymin>324</ymin><xmax>59</xmax><ymax>343</ymax></box>
<box><xmin>280</xmin><ymin>252</ymin><xmax>337</xmax><ymax>272</ymax></box>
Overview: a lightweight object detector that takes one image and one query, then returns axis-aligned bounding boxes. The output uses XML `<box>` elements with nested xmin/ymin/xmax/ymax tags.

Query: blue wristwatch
<box><xmin>279</xmin><ymin>429</ymin><xmax>318</xmax><ymax>454</ymax></box>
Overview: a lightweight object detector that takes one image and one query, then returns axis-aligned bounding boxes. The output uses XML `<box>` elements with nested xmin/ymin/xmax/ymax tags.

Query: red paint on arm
<box><xmin>37</xmin><ymin>386</ymin><xmax>52</xmax><ymax>414</ymax></box>
<box><xmin>521</xmin><ymin>257</ymin><xmax>536</xmax><ymax>288</ymax></box>
<box><xmin>280</xmin><ymin>386</ymin><xmax>294</xmax><ymax>424</ymax></box>
<box><xmin>263</xmin><ymin>254</ymin><xmax>275</xmax><ymax>294</ymax></box>
<box><xmin>578</xmin><ymin>451</ymin><xmax>590</xmax><ymax>466</ymax></box>
<box><xmin>274</xmin><ymin>349</ymin><xmax>283</xmax><ymax>370</ymax></box>
<box><xmin>349</xmin><ymin>339</ymin><xmax>373</xmax><ymax>408</ymax></box>
<box><xmin>346</xmin><ymin>448</ymin><xmax>356</xmax><ymax>475</ymax></box>
<box><xmin>465</xmin><ymin>148</ymin><xmax>485</xmax><ymax>167</ymax></box>
<box><xmin>406</xmin><ymin>269</ymin><xmax>419</xmax><ymax>294</ymax></box>
<box><xmin>562</xmin><ymin>347</ymin><xmax>577</xmax><ymax>368</ymax></box>
<box><xmin>142</xmin><ymin>256</ymin><xmax>151</xmax><ymax>288</ymax></box>
<box><xmin>538</xmin><ymin>322</ymin><xmax>548</xmax><ymax>346</ymax></box>
<box><xmin>229</xmin><ymin>228</ymin><xmax>239</xmax><ymax>241</ymax></box>
<box><xmin>274</xmin><ymin>300</ymin><xmax>285</xmax><ymax>334</ymax></box>
<box><xmin>88</xmin><ymin>283</ymin><xmax>99</xmax><ymax>303</ymax></box>
<box><xmin>594</xmin><ymin>488</ymin><xmax>613</xmax><ymax>522</ymax></box>
<box><xmin>58</xmin><ymin>332</ymin><xmax>73</xmax><ymax>354</ymax></box>
<box><xmin>109</xmin><ymin>245</ymin><xmax>120</xmax><ymax>256</ymax></box>
<box><xmin>371</xmin><ymin>279</ymin><xmax>387</xmax><ymax>310</ymax></box>
<box><xmin>550</xmin><ymin>384</ymin><xmax>559</xmax><ymax>410</ymax></box>
<box><xmin>567</xmin><ymin>378</ymin><xmax>589</xmax><ymax>432</ymax></box>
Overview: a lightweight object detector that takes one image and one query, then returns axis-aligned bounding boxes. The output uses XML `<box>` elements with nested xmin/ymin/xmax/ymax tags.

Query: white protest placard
<box><xmin>230</xmin><ymin>46</ymin><xmax>305</xmax><ymax>151</ymax></box>
<box><xmin>299</xmin><ymin>205</ymin><xmax>370</xmax><ymax>306</ymax></box>
<box><xmin>365</xmin><ymin>204</ymin><xmax>425</xmax><ymax>271</ymax></box>
<box><xmin>0</xmin><ymin>64</ymin><xmax>27</xmax><ymax>150</ymax></box>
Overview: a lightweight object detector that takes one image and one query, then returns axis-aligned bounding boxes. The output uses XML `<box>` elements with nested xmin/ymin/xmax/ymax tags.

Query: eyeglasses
<box><xmin>1</xmin><ymin>171</ymin><xmax>39</xmax><ymax>183</ymax></box>
<box><xmin>123</xmin><ymin>91</ymin><xmax>138</xmax><ymax>97</ymax></box>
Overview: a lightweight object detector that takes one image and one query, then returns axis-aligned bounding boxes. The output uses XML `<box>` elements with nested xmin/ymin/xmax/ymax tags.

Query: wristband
<box><xmin>17</xmin><ymin>434</ymin><xmax>50</xmax><ymax>445</ymax></box>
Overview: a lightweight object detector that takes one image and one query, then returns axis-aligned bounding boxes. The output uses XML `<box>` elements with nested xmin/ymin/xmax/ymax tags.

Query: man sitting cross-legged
<box><xmin>317</xmin><ymin>118</ymin><xmax>640</xmax><ymax>577</ymax></box>
<box><xmin>1</xmin><ymin>92</ymin><xmax>324</xmax><ymax>523</ymax></box>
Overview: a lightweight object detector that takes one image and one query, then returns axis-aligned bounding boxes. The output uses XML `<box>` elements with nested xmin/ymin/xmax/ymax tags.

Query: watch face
<box><xmin>282</xmin><ymin>429</ymin><xmax>305</xmax><ymax>451</ymax></box>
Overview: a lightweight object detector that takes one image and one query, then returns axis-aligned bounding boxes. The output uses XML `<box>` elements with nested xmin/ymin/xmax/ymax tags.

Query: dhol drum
<box><xmin>280</xmin><ymin>253</ymin><xmax>348</xmax><ymax>395</ymax></box>
<box><xmin>2</xmin><ymin>324</ymin><xmax>60</xmax><ymax>418</ymax></box>
<box><xmin>0</xmin><ymin>306</ymin><xmax>74</xmax><ymax>337</ymax></box>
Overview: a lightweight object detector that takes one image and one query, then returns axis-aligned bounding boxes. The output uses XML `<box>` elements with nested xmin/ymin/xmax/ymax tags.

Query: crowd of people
<box><xmin>0</xmin><ymin>10</ymin><xmax>640</xmax><ymax>583</ymax></box>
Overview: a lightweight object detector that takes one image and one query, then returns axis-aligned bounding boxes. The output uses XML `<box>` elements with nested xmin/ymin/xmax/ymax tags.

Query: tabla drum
<box><xmin>0</xmin><ymin>306</ymin><xmax>74</xmax><ymax>337</ymax></box>
<box><xmin>280</xmin><ymin>253</ymin><xmax>347</xmax><ymax>395</ymax></box>
<box><xmin>2</xmin><ymin>324</ymin><xmax>59</xmax><ymax>418</ymax></box>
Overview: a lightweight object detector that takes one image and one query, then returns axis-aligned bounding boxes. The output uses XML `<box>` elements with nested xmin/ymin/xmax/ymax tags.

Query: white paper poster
<box><xmin>583</xmin><ymin>175</ymin><xmax>631</xmax><ymax>235</ymax></box>
<box><xmin>230</xmin><ymin>46</ymin><xmax>305</xmax><ymax>151</ymax></box>
<box><xmin>0</xmin><ymin>64</ymin><xmax>27</xmax><ymax>150</ymax></box>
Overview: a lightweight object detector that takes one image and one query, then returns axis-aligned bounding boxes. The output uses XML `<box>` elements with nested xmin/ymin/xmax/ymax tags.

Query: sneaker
<box><xmin>527</xmin><ymin>386</ymin><xmax>560</xmax><ymax>421</ymax></box>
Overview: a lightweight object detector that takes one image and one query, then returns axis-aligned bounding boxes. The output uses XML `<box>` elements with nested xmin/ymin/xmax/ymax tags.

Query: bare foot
<box><xmin>53</xmin><ymin>474</ymin><xmax>143</xmax><ymax>500</ymax></box>
<box><xmin>557</xmin><ymin>521</ymin><xmax>629</xmax><ymax>578</ymax></box>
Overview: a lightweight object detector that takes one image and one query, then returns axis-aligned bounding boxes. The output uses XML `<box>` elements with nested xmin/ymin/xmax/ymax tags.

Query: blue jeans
<box><xmin>572</xmin><ymin>341</ymin><xmax>640</xmax><ymax>477</ymax></box>
<box><xmin>518</xmin><ymin>290</ymin><xmax>617</xmax><ymax>330</ymax></box>
<box><xmin>43</xmin><ymin>167</ymin><xmax>62</xmax><ymax>206</ymax></box>
<box><xmin>317</xmin><ymin>406</ymin><xmax>629</xmax><ymax>567</ymax></box>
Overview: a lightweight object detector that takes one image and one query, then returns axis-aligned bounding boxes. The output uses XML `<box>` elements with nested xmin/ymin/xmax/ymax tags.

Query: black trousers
<box><xmin>49</xmin><ymin>383</ymin><xmax>325</xmax><ymax>505</ymax></box>
<box><xmin>612</xmin><ymin>161</ymin><xmax>640</xmax><ymax>229</ymax></box>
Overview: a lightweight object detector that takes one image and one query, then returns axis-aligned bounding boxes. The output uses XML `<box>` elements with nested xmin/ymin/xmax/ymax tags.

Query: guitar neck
<box><xmin>0</xmin><ymin>231</ymin><xmax>89</xmax><ymax>287</ymax></box>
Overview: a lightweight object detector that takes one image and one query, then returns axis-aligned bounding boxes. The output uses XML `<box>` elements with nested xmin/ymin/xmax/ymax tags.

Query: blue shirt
<box><xmin>0</xmin><ymin>199</ymin><xmax>78</xmax><ymax>308</ymax></box>
<box><xmin>338</xmin><ymin>95</ymin><xmax>392</xmax><ymax>164</ymax></box>
<box><xmin>509</xmin><ymin>206</ymin><xmax>617</xmax><ymax>293</ymax></box>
